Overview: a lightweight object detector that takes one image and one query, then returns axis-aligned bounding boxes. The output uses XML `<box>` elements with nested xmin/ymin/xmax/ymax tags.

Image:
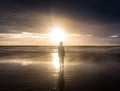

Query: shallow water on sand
<box><xmin>0</xmin><ymin>53</ymin><xmax>120</xmax><ymax>91</ymax></box>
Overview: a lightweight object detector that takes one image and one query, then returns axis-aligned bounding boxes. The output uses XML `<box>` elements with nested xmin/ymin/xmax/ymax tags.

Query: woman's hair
<box><xmin>60</xmin><ymin>42</ymin><xmax>63</xmax><ymax>45</ymax></box>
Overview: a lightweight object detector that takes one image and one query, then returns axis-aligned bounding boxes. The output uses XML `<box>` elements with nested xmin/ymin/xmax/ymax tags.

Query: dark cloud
<box><xmin>1</xmin><ymin>0</ymin><xmax>120</xmax><ymax>20</ymax></box>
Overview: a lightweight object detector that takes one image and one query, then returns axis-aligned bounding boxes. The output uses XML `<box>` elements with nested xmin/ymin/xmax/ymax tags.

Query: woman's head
<box><xmin>60</xmin><ymin>42</ymin><xmax>63</xmax><ymax>46</ymax></box>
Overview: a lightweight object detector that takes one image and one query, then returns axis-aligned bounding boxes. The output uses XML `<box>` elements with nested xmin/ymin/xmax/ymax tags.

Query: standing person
<box><xmin>58</xmin><ymin>42</ymin><xmax>65</xmax><ymax>70</ymax></box>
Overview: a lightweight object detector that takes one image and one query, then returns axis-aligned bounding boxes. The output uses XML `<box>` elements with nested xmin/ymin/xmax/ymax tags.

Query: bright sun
<box><xmin>49</xmin><ymin>27</ymin><xmax>67</xmax><ymax>42</ymax></box>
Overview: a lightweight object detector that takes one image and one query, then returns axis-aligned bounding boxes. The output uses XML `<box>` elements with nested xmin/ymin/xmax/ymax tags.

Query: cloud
<box><xmin>110</xmin><ymin>34</ymin><xmax>120</xmax><ymax>38</ymax></box>
<box><xmin>0</xmin><ymin>32</ymin><xmax>49</xmax><ymax>39</ymax></box>
<box><xmin>0</xmin><ymin>32</ymin><xmax>94</xmax><ymax>45</ymax></box>
<box><xmin>0</xmin><ymin>32</ymin><xmax>120</xmax><ymax>45</ymax></box>
<box><xmin>68</xmin><ymin>34</ymin><xmax>93</xmax><ymax>37</ymax></box>
<box><xmin>0</xmin><ymin>32</ymin><xmax>92</xmax><ymax>41</ymax></box>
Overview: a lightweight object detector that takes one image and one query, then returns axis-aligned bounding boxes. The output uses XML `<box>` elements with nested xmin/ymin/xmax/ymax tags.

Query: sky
<box><xmin>0</xmin><ymin>0</ymin><xmax>120</xmax><ymax>45</ymax></box>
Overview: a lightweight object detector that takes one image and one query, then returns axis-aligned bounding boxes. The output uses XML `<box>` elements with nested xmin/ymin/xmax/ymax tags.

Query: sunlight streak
<box><xmin>0</xmin><ymin>60</ymin><xmax>34</xmax><ymax>66</ymax></box>
<box><xmin>0</xmin><ymin>59</ymin><xmax>49</xmax><ymax>66</ymax></box>
<box><xmin>52</xmin><ymin>53</ymin><xmax>60</xmax><ymax>70</ymax></box>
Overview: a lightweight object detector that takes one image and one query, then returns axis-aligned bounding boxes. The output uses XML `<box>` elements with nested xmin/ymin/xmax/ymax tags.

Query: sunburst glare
<box><xmin>49</xmin><ymin>27</ymin><xmax>67</xmax><ymax>42</ymax></box>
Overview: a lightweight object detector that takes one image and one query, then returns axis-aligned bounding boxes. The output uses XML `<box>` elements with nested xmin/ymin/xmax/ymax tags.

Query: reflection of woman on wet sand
<box><xmin>58</xmin><ymin>42</ymin><xmax>65</xmax><ymax>70</ymax></box>
<box><xmin>58</xmin><ymin>70</ymin><xmax>65</xmax><ymax>91</ymax></box>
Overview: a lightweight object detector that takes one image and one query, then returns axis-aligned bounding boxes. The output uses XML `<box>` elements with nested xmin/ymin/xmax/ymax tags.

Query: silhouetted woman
<box><xmin>58</xmin><ymin>42</ymin><xmax>65</xmax><ymax>70</ymax></box>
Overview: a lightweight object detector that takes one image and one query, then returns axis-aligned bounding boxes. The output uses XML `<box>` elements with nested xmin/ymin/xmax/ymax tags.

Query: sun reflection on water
<box><xmin>0</xmin><ymin>60</ymin><xmax>37</xmax><ymax>66</ymax></box>
<box><xmin>52</xmin><ymin>53</ymin><xmax>60</xmax><ymax>70</ymax></box>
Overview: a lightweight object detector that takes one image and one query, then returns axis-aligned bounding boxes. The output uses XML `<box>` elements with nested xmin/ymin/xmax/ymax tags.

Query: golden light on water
<box><xmin>0</xmin><ymin>60</ymin><xmax>34</xmax><ymax>66</ymax></box>
<box><xmin>52</xmin><ymin>53</ymin><xmax>60</xmax><ymax>70</ymax></box>
<box><xmin>49</xmin><ymin>27</ymin><xmax>67</xmax><ymax>42</ymax></box>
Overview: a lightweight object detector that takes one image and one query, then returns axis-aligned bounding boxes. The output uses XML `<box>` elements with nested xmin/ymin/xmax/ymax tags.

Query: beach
<box><xmin>0</xmin><ymin>47</ymin><xmax>120</xmax><ymax>91</ymax></box>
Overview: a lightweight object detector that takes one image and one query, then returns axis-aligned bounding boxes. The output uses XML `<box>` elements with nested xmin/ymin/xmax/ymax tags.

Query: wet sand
<box><xmin>0</xmin><ymin>53</ymin><xmax>120</xmax><ymax>91</ymax></box>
